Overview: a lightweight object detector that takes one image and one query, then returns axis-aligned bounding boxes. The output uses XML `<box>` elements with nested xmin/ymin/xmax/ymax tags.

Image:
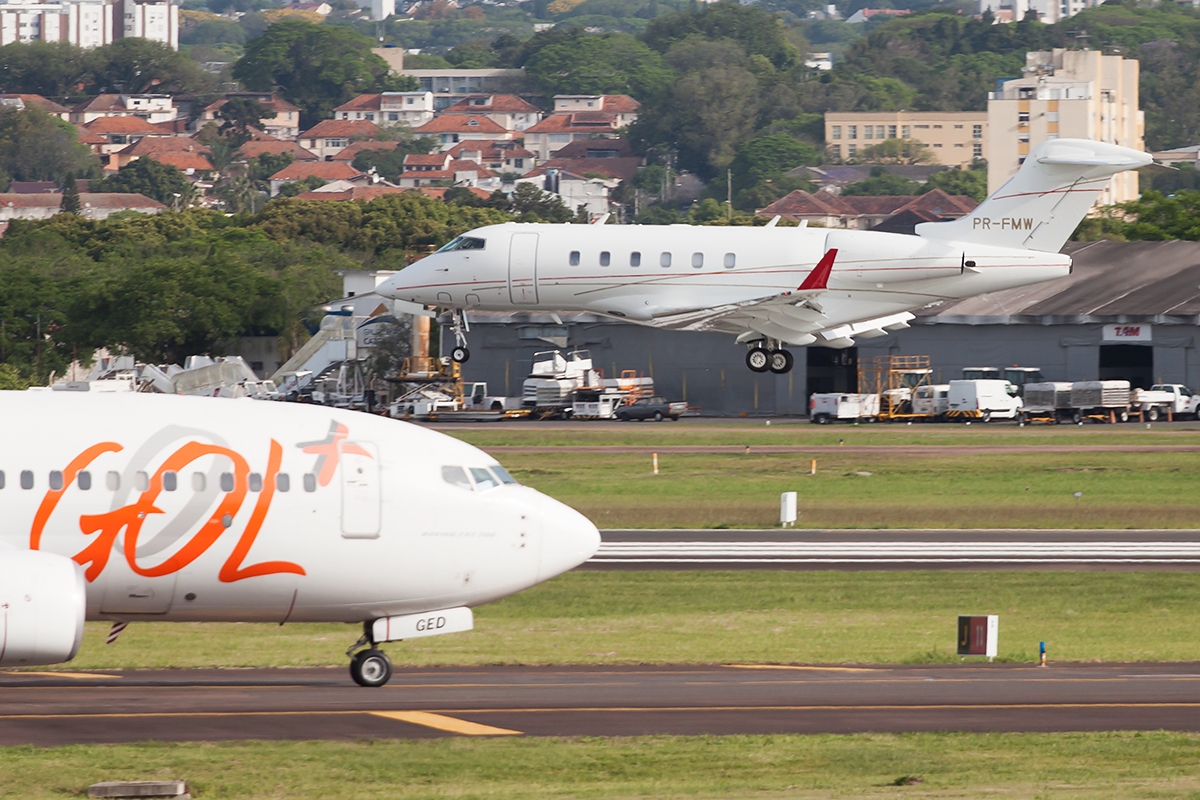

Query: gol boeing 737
<box><xmin>378</xmin><ymin>139</ymin><xmax>1152</xmax><ymax>374</ymax></box>
<box><xmin>0</xmin><ymin>391</ymin><xmax>599</xmax><ymax>686</ymax></box>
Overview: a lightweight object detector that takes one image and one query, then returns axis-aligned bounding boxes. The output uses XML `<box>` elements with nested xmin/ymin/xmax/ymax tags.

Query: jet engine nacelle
<box><xmin>826</xmin><ymin>230</ymin><xmax>963</xmax><ymax>286</ymax></box>
<box><xmin>0</xmin><ymin>548</ymin><xmax>87</xmax><ymax>667</ymax></box>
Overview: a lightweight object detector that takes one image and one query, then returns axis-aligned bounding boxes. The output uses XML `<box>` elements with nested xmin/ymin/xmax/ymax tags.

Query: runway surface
<box><xmin>587</xmin><ymin>529</ymin><xmax>1200</xmax><ymax>570</ymax></box>
<box><xmin>488</xmin><ymin>444</ymin><xmax>1200</xmax><ymax>455</ymax></box>
<box><xmin>4</xmin><ymin>663</ymin><xmax>1200</xmax><ymax>745</ymax></box>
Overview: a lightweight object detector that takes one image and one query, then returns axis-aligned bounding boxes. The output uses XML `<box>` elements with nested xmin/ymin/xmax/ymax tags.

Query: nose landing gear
<box><xmin>745</xmin><ymin>339</ymin><xmax>794</xmax><ymax>374</ymax></box>
<box><xmin>450</xmin><ymin>309</ymin><xmax>470</xmax><ymax>363</ymax></box>
<box><xmin>347</xmin><ymin>625</ymin><xmax>393</xmax><ymax>687</ymax></box>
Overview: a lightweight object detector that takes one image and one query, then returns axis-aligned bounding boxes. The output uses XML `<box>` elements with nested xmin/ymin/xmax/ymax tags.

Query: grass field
<box><xmin>492</xmin><ymin>449</ymin><xmax>1200</xmax><ymax>528</ymax></box>
<box><xmin>61</xmin><ymin>571</ymin><xmax>1200</xmax><ymax>669</ymax></box>
<box><xmin>448</xmin><ymin>422</ymin><xmax>1200</xmax><ymax>449</ymax></box>
<box><xmin>5</xmin><ymin>732</ymin><xmax>1200</xmax><ymax>799</ymax></box>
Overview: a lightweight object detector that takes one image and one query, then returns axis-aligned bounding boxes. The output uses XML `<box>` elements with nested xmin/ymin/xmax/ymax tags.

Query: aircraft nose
<box><xmin>537</xmin><ymin>497</ymin><xmax>601</xmax><ymax>581</ymax></box>
<box><xmin>377</xmin><ymin>266</ymin><xmax>428</xmax><ymax>303</ymax></box>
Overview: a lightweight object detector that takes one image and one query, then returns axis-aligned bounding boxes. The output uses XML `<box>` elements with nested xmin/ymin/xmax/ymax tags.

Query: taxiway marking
<box><xmin>370</xmin><ymin>711</ymin><xmax>521</xmax><ymax>736</ymax></box>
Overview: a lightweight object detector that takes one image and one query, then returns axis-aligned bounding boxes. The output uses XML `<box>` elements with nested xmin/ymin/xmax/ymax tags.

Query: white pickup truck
<box><xmin>1131</xmin><ymin>384</ymin><xmax>1200</xmax><ymax>421</ymax></box>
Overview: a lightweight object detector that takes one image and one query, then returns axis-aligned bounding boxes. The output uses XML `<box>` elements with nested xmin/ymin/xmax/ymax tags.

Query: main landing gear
<box><xmin>347</xmin><ymin>625</ymin><xmax>393</xmax><ymax>687</ymax></box>
<box><xmin>745</xmin><ymin>340</ymin><xmax>795</xmax><ymax>374</ymax></box>
<box><xmin>450</xmin><ymin>308</ymin><xmax>470</xmax><ymax>363</ymax></box>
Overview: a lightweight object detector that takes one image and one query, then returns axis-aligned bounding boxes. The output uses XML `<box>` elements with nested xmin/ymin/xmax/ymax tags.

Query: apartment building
<box><xmin>825</xmin><ymin>111</ymin><xmax>987</xmax><ymax>167</ymax></box>
<box><xmin>988</xmin><ymin>48</ymin><xmax>1143</xmax><ymax>204</ymax></box>
<box><xmin>0</xmin><ymin>0</ymin><xmax>176</xmax><ymax>48</ymax></box>
<box><xmin>979</xmin><ymin>0</ymin><xmax>1102</xmax><ymax>25</ymax></box>
<box><xmin>332</xmin><ymin>92</ymin><xmax>435</xmax><ymax>128</ymax></box>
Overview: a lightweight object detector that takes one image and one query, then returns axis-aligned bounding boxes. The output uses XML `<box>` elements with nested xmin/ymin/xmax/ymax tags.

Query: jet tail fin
<box><xmin>915</xmin><ymin>139</ymin><xmax>1152</xmax><ymax>253</ymax></box>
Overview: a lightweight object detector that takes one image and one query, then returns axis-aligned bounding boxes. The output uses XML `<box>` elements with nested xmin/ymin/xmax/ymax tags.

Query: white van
<box><xmin>947</xmin><ymin>380</ymin><xmax>1022</xmax><ymax>421</ymax></box>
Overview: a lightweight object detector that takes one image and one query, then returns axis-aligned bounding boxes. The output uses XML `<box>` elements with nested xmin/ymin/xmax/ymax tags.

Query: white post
<box><xmin>780</xmin><ymin>491</ymin><xmax>797</xmax><ymax>527</ymax></box>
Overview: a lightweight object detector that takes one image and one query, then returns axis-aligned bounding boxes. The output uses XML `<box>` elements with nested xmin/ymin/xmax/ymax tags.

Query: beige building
<box><xmin>825</xmin><ymin>112</ymin><xmax>987</xmax><ymax>167</ymax></box>
<box><xmin>988</xmin><ymin>48</ymin><xmax>1143</xmax><ymax>204</ymax></box>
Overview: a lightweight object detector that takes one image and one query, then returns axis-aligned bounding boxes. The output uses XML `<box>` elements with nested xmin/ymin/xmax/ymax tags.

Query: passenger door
<box><xmin>508</xmin><ymin>233</ymin><xmax>539</xmax><ymax>305</ymax></box>
<box><xmin>341</xmin><ymin>440</ymin><xmax>381</xmax><ymax>539</ymax></box>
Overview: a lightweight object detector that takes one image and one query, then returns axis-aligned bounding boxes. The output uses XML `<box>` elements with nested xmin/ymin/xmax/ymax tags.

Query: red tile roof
<box><xmin>118</xmin><ymin>137</ymin><xmax>212</xmax><ymax>156</ymax></box>
<box><xmin>0</xmin><ymin>192</ymin><xmax>166</xmax><ymax>210</ymax></box>
<box><xmin>442</xmin><ymin>94</ymin><xmax>542</xmax><ymax>115</ymax></box>
<box><xmin>205</xmin><ymin>93</ymin><xmax>300</xmax><ymax>113</ymax></box>
<box><xmin>404</xmin><ymin>153</ymin><xmax>452</xmax><ymax>167</ymax></box>
<box><xmin>525</xmin><ymin>158</ymin><xmax>639</xmax><ymax>182</ymax></box>
<box><xmin>270</xmin><ymin>161</ymin><xmax>365</xmax><ymax>181</ymax></box>
<box><xmin>237</xmin><ymin>140</ymin><xmax>319</xmax><ymax>161</ymax></box>
<box><xmin>83</xmin><ymin>116</ymin><xmax>165</xmax><ymax>135</ymax></box>
<box><xmin>147</xmin><ymin>151</ymin><xmax>216</xmax><ymax>172</ymax></box>
<box><xmin>299</xmin><ymin>119</ymin><xmax>381</xmax><ymax>139</ymax></box>
<box><xmin>600</xmin><ymin>94</ymin><xmax>639</xmax><ymax>113</ymax></box>
<box><xmin>550</xmin><ymin>139</ymin><xmax>632</xmax><ymax>159</ymax></box>
<box><xmin>448</xmin><ymin>140</ymin><xmax>535</xmax><ymax>160</ymax></box>
<box><xmin>152</xmin><ymin>119</ymin><xmax>191</xmax><ymax>135</ymax></box>
<box><xmin>0</xmin><ymin>93</ymin><xmax>69</xmax><ymax>114</ymax></box>
<box><xmin>330</xmin><ymin>140</ymin><xmax>401</xmax><ymax>161</ymax></box>
<box><xmin>333</xmin><ymin>94</ymin><xmax>382</xmax><ymax>112</ymax></box>
<box><xmin>526</xmin><ymin>113</ymin><xmax>620</xmax><ymax>134</ymax></box>
<box><xmin>413</xmin><ymin>115</ymin><xmax>507</xmax><ymax>135</ymax></box>
<box><xmin>293</xmin><ymin>186</ymin><xmax>492</xmax><ymax>202</ymax></box>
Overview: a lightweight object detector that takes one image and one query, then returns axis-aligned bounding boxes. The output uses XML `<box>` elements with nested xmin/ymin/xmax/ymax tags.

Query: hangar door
<box><xmin>806</xmin><ymin>346</ymin><xmax>857</xmax><ymax>403</ymax></box>
<box><xmin>508</xmin><ymin>233</ymin><xmax>539</xmax><ymax>305</ymax></box>
<box><xmin>1099</xmin><ymin>345</ymin><xmax>1153</xmax><ymax>389</ymax></box>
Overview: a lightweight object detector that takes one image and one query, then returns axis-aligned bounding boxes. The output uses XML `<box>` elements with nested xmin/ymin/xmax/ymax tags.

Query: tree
<box><xmin>214</xmin><ymin>173</ymin><xmax>261</xmax><ymax>213</ymax></box>
<box><xmin>233</xmin><ymin>20</ymin><xmax>416</xmax><ymax>127</ymax></box>
<box><xmin>277</xmin><ymin>175</ymin><xmax>328</xmax><ymax>197</ymax></box>
<box><xmin>923</xmin><ymin>165</ymin><xmax>988</xmax><ymax>202</ymax></box>
<box><xmin>506</xmin><ymin>182</ymin><xmax>574</xmax><ymax>222</ymax></box>
<box><xmin>853</xmin><ymin>139</ymin><xmax>935</xmax><ymax>165</ymax></box>
<box><xmin>60</xmin><ymin>174</ymin><xmax>81</xmax><ymax>215</ymax></box>
<box><xmin>87</xmin><ymin>38</ymin><xmax>215</xmax><ymax>94</ymax></box>
<box><xmin>249</xmin><ymin>152</ymin><xmax>295</xmax><ymax>189</ymax></box>
<box><xmin>728</xmin><ymin>133</ymin><xmax>821</xmax><ymax>195</ymax></box>
<box><xmin>94</xmin><ymin>159</ymin><xmax>195</xmax><ymax>207</ymax></box>
<box><xmin>216</xmin><ymin>97</ymin><xmax>269</xmax><ymax>147</ymax></box>
<box><xmin>643</xmin><ymin>3</ymin><xmax>801</xmax><ymax>69</ymax></box>
<box><xmin>524</xmin><ymin>29</ymin><xmax>673</xmax><ymax>97</ymax></box>
<box><xmin>364</xmin><ymin>316</ymin><xmax>413</xmax><ymax>381</ymax></box>
<box><xmin>841</xmin><ymin>167</ymin><xmax>922</xmax><ymax>196</ymax></box>
<box><xmin>0</xmin><ymin>40</ymin><xmax>90</xmax><ymax>97</ymax></box>
<box><xmin>0</xmin><ymin>107</ymin><xmax>101</xmax><ymax>184</ymax></box>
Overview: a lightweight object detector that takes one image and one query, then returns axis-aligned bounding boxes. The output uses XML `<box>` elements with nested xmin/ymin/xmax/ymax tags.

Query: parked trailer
<box><xmin>1020</xmin><ymin>381</ymin><xmax>1073</xmax><ymax>423</ymax></box>
<box><xmin>810</xmin><ymin>393</ymin><xmax>880</xmax><ymax>424</ymax></box>
<box><xmin>1069</xmin><ymin>380</ymin><xmax>1131</xmax><ymax>423</ymax></box>
<box><xmin>946</xmin><ymin>380</ymin><xmax>1023</xmax><ymax>422</ymax></box>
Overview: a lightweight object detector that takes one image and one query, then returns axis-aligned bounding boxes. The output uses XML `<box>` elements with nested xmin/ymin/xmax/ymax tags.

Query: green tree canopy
<box><xmin>642</xmin><ymin>3</ymin><xmax>801</xmax><ymax>70</ymax></box>
<box><xmin>94</xmin><ymin>158</ymin><xmax>196</xmax><ymax>206</ymax></box>
<box><xmin>87</xmin><ymin>38</ymin><xmax>216</xmax><ymax>94</ymax></box>
<box><xmin>233</xmin><ymin>20</ymin><xmax>417</xmax><ymax>127</ymax></box>
<box><xmin>0</xmin><ymin>107</ymin><xmax>101</xmax><ymax>184</ymax></box>
<box><xmin>923</xmin><ymin>165</ymin><xmax>988</xmax><ymax>202</ymax></box>
<box><xmin>524</xmin><ymin>29</ymin><xmax>673</xmax><ymax>97</ymax></box>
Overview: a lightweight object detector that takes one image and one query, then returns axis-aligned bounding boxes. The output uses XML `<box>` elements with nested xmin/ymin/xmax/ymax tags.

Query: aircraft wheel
<box><xmin>350</xmin><ymin>649</ymin><xmax>393</xmax><ymax>687</ymax></box>
<box><xmin>451</xmin><ymin>346</ymin><xmax>470</xmax><ymax>364</ymax></box>
<box><xmin>746</xmin><ymin>347</ymin><xmax>770</xmax><ymax>373</ymax></box>
<box><xmin>768</xmin><ymin>350</ymin><xmax>794</xmax><ymax>374</ymax></box>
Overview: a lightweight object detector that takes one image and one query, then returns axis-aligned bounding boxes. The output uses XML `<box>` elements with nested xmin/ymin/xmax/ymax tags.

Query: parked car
<box><xmin>616</xmin><ymin>396</ymin><xmax>686</xmax><ymax>422</ymax></box>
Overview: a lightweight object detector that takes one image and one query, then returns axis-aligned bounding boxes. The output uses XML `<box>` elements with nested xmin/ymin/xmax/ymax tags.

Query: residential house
<box><xmin>268</xmin><ymin>160</ymin><xmax>367</xmax><ymax>195</ymax></box>
<box><xmin>516</xmin><ymin>163</ymin><xmax>620</xmax><ymax>219</ymax></box>
<box><xmin>82</xmin><ymin>116</ymin><xmax>167</xmax><ymax>157</ymax></box>
<box><xmin>71</xmin><ymin>94</ymin><xmax>177</xmax><ymax>126</ymax></box>
<box><xmin>397</xmin><ymin>153</ymin><xmax>498</xmax><ymax>188</ymax></box>
<box><xmin>295</xmin><ymin>186</ymin><xmax>412</xmax><ymax>202</ymax></box>
<box><xmin>548</xmin><ymin>138</ymin><xmax>634</xmax><ymax>160</ymax></box>
<box><xmin>551</xmin><ymin>95</ymin><xmax>639</xmax><ymax>127</ymax></box>
<box><xmin>0</xmin><ymin>193</ymin><xmax>165</xmax><ymax>221</ymax></box>
<box><xmin>523</xmin><ymin>112</ymin><xmax>625</xmax><ymax>161</ymax></box>
<box><xmin>399</xmin><ymin>69</ymin><xmax>528</xmax><ymax>110</ymax></box>
<box><xmin>201</xmin><ymin>93</ymin><xmax>302</xmax><ymax>140</ymax></box>
<box><xmin>441</xmin><ymin>94</ymin><xmax>543</xmax><ymax>132</ymax></box>
<box><xmin>298</xmin><ymin>119</ymin><xmax>381</xmax><ymax>160</ymax></box>
<box><xmin>755</xmin><ymin>188</ymin><xmax>977</xmax><ymax>229</ymax></box>
<box><xmin>412</xmin><ymin>114</ymin><xmax>512</xmax><ymax>151</ymax></box>
<box><xmin>286</xmin><ymin>0</ymin><xmax>331</xmax><ymax>12</ymax></box>
<box><xmin>448</xmin><ymin>140</ymin><xmax>536</xmax><ymax>175</ymax></box>
<box><xmin>0</xmin><ymin>94</ymin><xmax>70</xmax><ymax>120</ymax></box>
<box><xmin>110</xmin><ymin>136</ymin><xmax>214</xmax><ymax>172</ymax></box>
<box><xmin>332</xmin><ymin>92</ymin><xmax>435</xmax><ymax>128</ymax></box>
<box><xmin>329</xmin><ymin>140</ymin><xmax>401</xmax><ymax>164</ymax></box>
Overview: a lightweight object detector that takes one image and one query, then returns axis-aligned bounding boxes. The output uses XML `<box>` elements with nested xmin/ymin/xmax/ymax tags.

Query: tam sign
<box><xmin>1103</xmin><ymin>324</ymin><xmax>1152</xmax><ymax>343</ymax></box>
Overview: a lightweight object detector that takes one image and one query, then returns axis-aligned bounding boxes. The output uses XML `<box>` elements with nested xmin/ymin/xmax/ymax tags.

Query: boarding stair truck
<box><xmin>1020</xmin><ymin>382</ymin><xmax>1073</xmax><ymax>423</ymax></box>
<box><xmin>1068</xmin><ymin>380</ymin><xmax>1132</xmax><ymax>423</ymax></box>
<box><xmin>946</xmin><ymin>379</ymin><xmax>1023</xmax><ymax>422</ymax></box>
<box><xmin>809</xmin><ymin>393</ymin><xmax>881</xmax><ymax>424</ymax></box>
<box><xmin>1130</xmin><ymin>384</ymin><xmax>1200</xmax><ymax>421</ymax></box>
<box><xmin>911</xmin><ymin>384</ymin><xmax>950</xmax><ymax>419</ymax></box>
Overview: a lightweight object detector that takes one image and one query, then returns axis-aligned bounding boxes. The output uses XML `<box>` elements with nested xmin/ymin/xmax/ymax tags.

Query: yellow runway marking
<box><xmin>726</xmin><ymin>665</ymin><xmax>877</xmax><ymax>673</ymax></box>
<box><xmin>370</xmin><ymin>711</ymin><xmax>521</xmax><ymax>736</ymax></box>
<box><xmin>1</xmin><ymin>671</ymin><xmax>117</xmax><ymax>679</ymax></box>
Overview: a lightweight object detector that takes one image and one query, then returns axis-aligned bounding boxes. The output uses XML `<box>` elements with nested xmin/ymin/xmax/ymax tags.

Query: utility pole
<box><xmin>727</xmin><ymin>169</ymin><xmax>733</xmax><ymax>220</ymax></box>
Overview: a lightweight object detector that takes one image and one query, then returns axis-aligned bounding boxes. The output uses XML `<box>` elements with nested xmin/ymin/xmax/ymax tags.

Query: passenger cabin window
<box><xmin>0</xmin><ymin>471</ymin><xmax>5</xmax><ymax>489</ymax></box>
<box><xmin>20</xmin><ymin>470</ymin><xmax>33</xmax><ymax>490</ymax></box>
<box><xmin>437</xmin><ymin>236</ymin><xmax>486</xmax><ymax>252</ymax></box>
<box><xmin>692</xmin><ymin>253</ymin><xmax>703</xmax><ymax>268</ymax></box>
<box><xmin>163</xmin><ymin>471</ymin><xmax>177</xmax><ymax>492</ymax></box>
<box><xmin>443</xmin><ymin>465</ymin><xmax>472</xmax><ymax>490</ymax></box>
<box><xmin>630</xmin><ymin>251</ymin><xmax>641</xmax><ymax>267</ymax></box>
<box><xmin>277</xmin><ymin>474</ymin><xmax>290</xmax><ymax>492</ymax></box>
<box><xmin>135</xmin><ymin>471</ymin><xmax>149</xmax><ymax>492</ymax></box>
<box><xmin>471</xmin><ymin>467</ymin><xmax>499</xmax><ymax>490</ymax></box>
<box><xmin>78</xmin><ymin>471</ymin><xmax>92</xmax><ymax>491</ymax></box>
<box><xmin>660</xmin><ymin>252</ymin><xmax>672</xmax><ymax>268</ymax></box>
<box><xmin>192</xmin><ymin>473</ymin><xmax>206</xmax><ymax>492</ymax></box>
<box><xmin>249</xmin><ymin>473</ymin><xmax>263</xmax><ymax>493</ymax></box>
<box><xmin>50</xmin><ymin>471</ymin><xmax>63</xmax><ymax>491</ymax></box>
<box><xmin>107</xmin><ymin>471</ymin><xmax>120</xmax><ymax>491</ymax></box>
<box><xmin>220</xmin><ymin>473</ymin><xmax>235</xmax><ymax>492</ymax></box>
<box><xmin>600</xmin><ymin>251</ymin><xmax>610</xmax><ymax>267</ymax></box>
<box><xmin>304</xmin><ymin>473</ymin><xmax>317</xmax><ymax>492</ymax></box>
<box><xmin>724</xmin><ymin>253</ymin><xmax>736</xmax><ymax>268</ymax></box>
<box><xmin>569</xmin><ymin>251</ymin><xmax>580</xmax><ymax>266</ymax></box>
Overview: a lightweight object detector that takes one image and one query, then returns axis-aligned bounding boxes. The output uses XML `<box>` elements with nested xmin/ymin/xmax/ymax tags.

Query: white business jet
<box><xmin>0</xmin><ymin>391</ymin><xmax>599</xmax><ymax>686</ymax></box>
<box><xmin>378</xmin><ymin>139</ymin><xmax>1151</xmax><ymax>374</ymax></box>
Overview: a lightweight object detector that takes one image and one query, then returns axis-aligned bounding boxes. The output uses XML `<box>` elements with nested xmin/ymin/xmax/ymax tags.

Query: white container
<box><xmin>810</xmin><ymin>393</ymin><xmax>880</xmax><ymax>422</ymax></box>
<box><xmin>780</xmin><ymin>491</ymin><xmax>797</xmax><ymax>527</ymax></box>
<box><xmin>1070</xmin><ymin>380</ymin><xmax>1131</xmax><ymax>409</ymax></box>
<box><xmin>1023</xmin><ymin>381</ymin><xmax>1073</xmax><ymax>413</ymax></box>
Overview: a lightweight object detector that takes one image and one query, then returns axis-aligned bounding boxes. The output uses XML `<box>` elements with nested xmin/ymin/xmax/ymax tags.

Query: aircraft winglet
<box><xmin>798</xmin><ymin>249</ymin><xmax>837</xmax><ymax>291</ymax></box>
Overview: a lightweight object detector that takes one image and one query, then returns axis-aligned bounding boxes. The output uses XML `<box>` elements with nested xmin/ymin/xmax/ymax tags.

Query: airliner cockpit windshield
<box><xmin>437</xmin><ymin>236</ymin><xmax>486</xmax><ymax>253</ymax></box>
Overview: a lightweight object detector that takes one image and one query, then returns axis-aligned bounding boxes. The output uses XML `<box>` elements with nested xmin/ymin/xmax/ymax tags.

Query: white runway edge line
<box><xmin>589</xmin><ymin>542</ymin><xmax>1200</xmax><ymax>564</ymax></box>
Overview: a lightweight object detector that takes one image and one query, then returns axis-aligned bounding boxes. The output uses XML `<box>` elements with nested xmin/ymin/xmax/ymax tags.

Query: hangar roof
<box><xmin>920</xmin><ymin>240</ymin><xmax>1200</xmax><ymax>323</ymax></box>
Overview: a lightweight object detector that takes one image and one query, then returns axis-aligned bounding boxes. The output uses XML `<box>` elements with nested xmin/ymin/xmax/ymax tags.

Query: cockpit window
<box><xmin>470</xmin><ymin>467</ymin><xmax>499</xmax><ymax>491</ymax></box>
<box><xmin>490</xmin><ymin>465</ymin><xmax>518</xmax><ymax>484</ymax></box>
<box><xmin>442</xmin><ymin>466</ymin><xmax>473</xmax><ymax>490</ymax></box>
<box><xmin>437</xmin><ymin>236</ymin><xmax>486</xmax><ymax>253</ymax></box>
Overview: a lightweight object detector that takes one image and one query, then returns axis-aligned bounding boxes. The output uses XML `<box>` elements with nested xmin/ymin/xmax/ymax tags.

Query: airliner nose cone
<box><xmin>538</xmin><ymin>500</ymin><xmax>601</xmax><ymax>581</ymax></box>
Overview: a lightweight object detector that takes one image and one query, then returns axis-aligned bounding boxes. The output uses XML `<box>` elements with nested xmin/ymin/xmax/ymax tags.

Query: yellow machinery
<box><xmin>858</xmin><ymin>355</ymin><xmax>933</xmax><ymax>421</ymax></box>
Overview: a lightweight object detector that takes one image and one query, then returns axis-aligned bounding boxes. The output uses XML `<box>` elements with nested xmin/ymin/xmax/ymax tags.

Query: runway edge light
<box><xmin>957</xmin><ymin>615</ymin><xmax>999</xmax><ymax>661</ymax></box>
